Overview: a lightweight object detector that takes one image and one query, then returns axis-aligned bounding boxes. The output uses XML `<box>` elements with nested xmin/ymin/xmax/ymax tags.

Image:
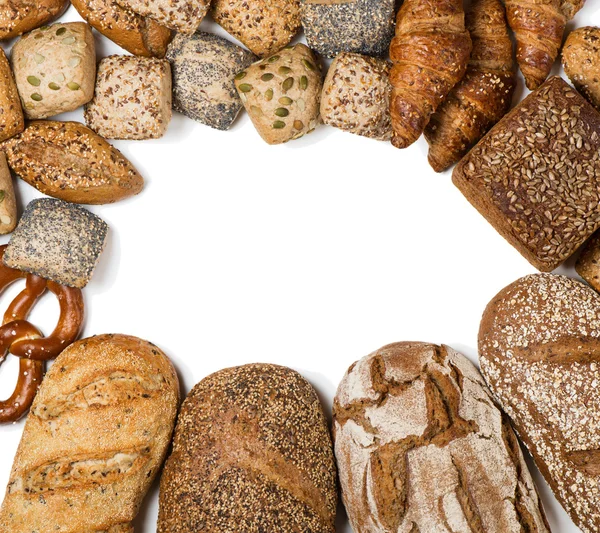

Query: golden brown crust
<box><xmin>389</xmin><ymin>0</ymin><xmax>472</xmax><ymax>149</ymax></box>
<box><xmin>505</xmin><ymin>0</ymin><xmax>566</xmax><ymax>90</ymax></box>
<box><xmin>0</xmin><ymin>0</ymin><xmax>69</xmax><ymax>40</ymax></box>
<box><xmin>71</xmin><ymin>0</ymin><xmax>172</xmax><ymax>58</ymax></box>
<box><xmin>563</xmin><ymin>26</ymin><xmax>600</xmax><ymax>110</ymax></box>
<box><xmin>0</xmin><ymin>334</ymin><xmax>180</xmax><ymax>533</ymax></box>
<box><xmin>158</xmin><ymin>363</ymin><xmax>337</xmax><ymax>533</ymax></box>
<box><xmin>0</xmin><ymin>49</ymin><xmax>23</xmax><ymax>143</ymax></box>
<box><xmin>0</xmin><ymin>121</ymin><xmax>144</xmax><ymax>205</ymax></box>
<box><xmin>479</xmin><ymin>274</ymin><xmax>600</xmax><ymax>533</ymax></box>
<box><xmin>576</xmin><ymin>232</ymin><xmax>600</xmax><ymax>292</ymax></box>
<box><xmin>425</xmin><ymin>0</ymin><xmax>515</xmax><ymax>172</ymax></box>
<box><xmin>561</xmin><ymin>0</ymin><xmax>585</xmax><ymax>19</ymax></box>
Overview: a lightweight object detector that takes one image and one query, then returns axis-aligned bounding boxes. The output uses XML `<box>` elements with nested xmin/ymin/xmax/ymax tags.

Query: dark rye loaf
<box><xmin>158</xmin><ymin>363</ymin><xmax>337</xmax><ymax>533</ymax></box>
<box><xmin>334</xmin><ymin>342</ymin><xmax>550</xmax><ymax>532</ymax></box>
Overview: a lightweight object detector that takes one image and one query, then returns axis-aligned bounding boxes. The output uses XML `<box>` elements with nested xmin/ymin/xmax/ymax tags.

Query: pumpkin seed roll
<box><xmin>11</xmin><ymin>22</ymin><xmax>96</xmax><ymax>120</ymax></box>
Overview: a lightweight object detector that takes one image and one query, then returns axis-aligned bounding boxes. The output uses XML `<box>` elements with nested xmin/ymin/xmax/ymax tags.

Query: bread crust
<box><xmin>0</xmin><ymin>0</ymin><xmax>69</xmax><ymax>40</ymax></box>
<box><xmin>0</xmin><ymin>48</ymin><xmax>23</xmax><ymax>143</ymax></box>
<box><xmin>333</xmin><ymin>342</ymin><xmax>549</xmax><ymax>533</ymax></box>
<box><xmin>0</xmin><ymin>334</ymin><xmax>180</xmax><ymax>533</ymax></box>
<box><xmin>563</xmin><ymin>26</ymin><xmax>600</xmax><ymax>110</ymax></box>
<box><xmin>479</xmin><ymin>274</ymin><xmax>600</xmax><ymax>533</ymax></box>
<box><xmin>158</xmin><ymin>363</ymin><xmax>337</xmax><ymax>533</ymax></box>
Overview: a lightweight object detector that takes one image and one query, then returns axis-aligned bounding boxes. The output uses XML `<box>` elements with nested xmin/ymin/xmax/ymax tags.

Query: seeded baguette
<box><xmin>71</xmin><ymin>0</ymin><xmax>172</xmax><ymax>58</ymax></box>
<box><xmin>0</xmin><ymin>0</ymin><xmax>69</xmax><ymax>40</ymax></box>
<box><xmin>0</xmin><ymin>334</ymin><xmax>180</xmax><ymax>533</ymax></box>
<box><xmin>1</xmin><ymin>121</ymin><xmax>144</xmax><ymax>205</ymax></box>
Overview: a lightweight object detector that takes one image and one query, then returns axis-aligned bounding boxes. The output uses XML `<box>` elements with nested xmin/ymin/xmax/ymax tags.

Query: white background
<box><xmin>0</xmin><ymin>3</ymin><xmax>596</xmax><ymax>532</ymax></box>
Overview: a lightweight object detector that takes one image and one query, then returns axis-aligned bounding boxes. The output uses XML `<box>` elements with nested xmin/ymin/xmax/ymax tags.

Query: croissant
<box><xmin>505</xmin><ymin>0</ymin><xmax>566</xmax><ymax>90</ymax></box>
<box><xmin>425</xmin><ymin>0</ymin><xmax>516</xmax><ymax>172</ymax></box>
<box><xmin>388</xmin><ymin>0</ymin><xmax>472</xmax><ymax>149</ymax></box>
<box><xmin>561</xmin><ymin>0</ymin><xmax>585</xmax><ymax>19</ymax></box>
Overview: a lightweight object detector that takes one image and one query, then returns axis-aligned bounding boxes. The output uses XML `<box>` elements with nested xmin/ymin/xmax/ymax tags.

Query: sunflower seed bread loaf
<box><xmin>158</xmin><ymin>363</ymin><xmax>337</xmax><ymax>533</ymax></box>
<box><xmin>235</xmin><ymin>44</ymin><xmax>322</xmax><ymax>144</ymax></box>
<box><xmin>71</xmin><ymin>0</ymin><xmax>172</xmax><ymax>58</ymax></box>
<box><xmin>0</xmin><ymin>48</ymin><xmax>24</xmax><ymax>143</ymax></box>
<box><xmin>11</xmin><ymin>22</ymin><xmax>96</xmax><ymax>120</ymax></box>
<box><xmin>166</xmin><ymin>32</ymin><xmax>256</xmax><ymax>130</ymax></box>
<box><xmin>116</xmin><ymin>0</ymin><xmax>209</xmax><ymax>34</ymax></box>
<box><xmin>320</xmin><ymin>52</ymin><xmax>392</xmax><ymax>140</ymax></box>
<box><xmin>453</xmin><ymin>76</ymin><xmax>600</xmax><ymax>272</ymax></box>
<box><xmin>0</xmin><ymin>334</ymin><xmax>180</xmax><ymax>533</ymax></box>
<box><xmin>334</xmin><ymin>342</ymin><xmax>550</xmax><ymax>533</ymax></box>
<box><xmin>0</xmin><ymin>0</ymin><xmax>69</xmax><ymax>40</ymax></box>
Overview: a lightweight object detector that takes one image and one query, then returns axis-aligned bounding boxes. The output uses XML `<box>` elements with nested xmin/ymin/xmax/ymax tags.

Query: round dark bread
<box><xmin>158</xmin><ymin>363</ymin><xmax>337</xmax><ymax>533</ymax></box>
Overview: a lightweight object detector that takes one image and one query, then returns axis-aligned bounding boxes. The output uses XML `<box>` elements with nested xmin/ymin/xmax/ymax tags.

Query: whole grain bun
<box><xmin>71</xmin><ymin>0</ymin><xmax>172</xmax><ymax>58</ymax></box>
<box><xmin>0</xmin><ymin>0</ymin><xmax>69</xmax><ymax>40</ymax></box>
<box><xmin>334</xmin><ymin>342</ymin><xmax>550</xmax><ymax>533</ymax></box>
<box><xmin>0</xmin><ymin>334</ymin><xmax>180</xmax><ymax>533</ymax></box>
<box><xmin>158</xmin><ymin>363</ymin><xmax>337</xmax><ymax>533</ymax></box>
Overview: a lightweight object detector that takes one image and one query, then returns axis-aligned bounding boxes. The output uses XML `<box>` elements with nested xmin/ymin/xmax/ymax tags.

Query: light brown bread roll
<box><xmin>334</xmin><ymin>342</ymin><xmax>550</xmax><ymax>533</ymax></box>
<box><xmin>158</xmin><ymin>363</ymin><xmax>337</xmax><ymax>532</ymax></box>
<box><xmin>563</xmin><ymin>26</ymin><xmax>600</xmax><ymax>110</ymax></box>
<box><xmin>0</xmin><ymin>0</ymin><xmax>69</xmax><ymax>40</ymax></box>
<box><xmin>0</xmin><ymin>334</ymin><xmax>180</xmax><ymax>533</ymax></box>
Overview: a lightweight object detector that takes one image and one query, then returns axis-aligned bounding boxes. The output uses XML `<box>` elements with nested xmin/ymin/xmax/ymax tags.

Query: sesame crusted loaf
<box><xmin>0</xmin><ymin>121</ymin><xmax>144</xmax><ymax>204</ymax></box>
<box><xmin>0</xmin><ymin>0</ymin><xmax>69</xmax><ymax>40</ymax></box>
<box><xmin>158</xmin><ymin>363</ymin><xmax>337</xmax><ymax>533</ymax></box>
<box><xmin>0</xmin><ymin>334</ymin><xmax>180</xmax><ymax>533</ymax></box>
<box><xmin>334</xmin><ymin>342</ymin><xmax>550</xmax><ymax>533</ymax></box>
<box><xmin>453</xmin><ymin>76</ymin><xmax>600</xmax><ymax>272</ymax></box>
<box><xmin>71</xmin><ymin>0</ymin><xmax>172</xmax><ymax>58</ymax></box>
<box><xmin>479</xmin><ymin>274</ymin><xmax>600</xmax><ymax>533</ymax></box>
<box><xmin>115</xmin><ymin>0</ymin><xmax>209</xmax><ymax>34</ymax></box>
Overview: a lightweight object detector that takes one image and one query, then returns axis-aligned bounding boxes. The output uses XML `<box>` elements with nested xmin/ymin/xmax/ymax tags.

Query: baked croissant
<box><xmin>389</xmin><ymin>0</ymin><xmax>472</xmax><ymax>149</ymax></box>
<box><xmin>505</xmin><ymin>0</ymin><xmax>566</xmax><ymax>90</ymax></box>
<box><xmin>561</xmin><ymin>0</ymin><xmax>585</xmax><ymax>19</ymax></box>
<box><xmin>425</xmin><ymin>0</ymin><xmax>515</xmax><ymax>172</ymax></box>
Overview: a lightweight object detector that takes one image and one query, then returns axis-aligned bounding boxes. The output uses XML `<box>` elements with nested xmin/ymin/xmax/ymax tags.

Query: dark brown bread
<box><xmin>453</xmin><ymin>77</ymin><xmax>600</xmax><ymax>272</ymax></box>
<box><xmin>479</xmin><ymin>274</ymin><xmax>600</xmax><ymax>533</ymax></box>
<box><xmin>158</xmin><ymin>363</ymin><xmax>337</xmax><ymax>533</ymax></box>
<box><xmin>334</xmin><ymin>342</ymin><xmax>550</xmax><ymax>532</ymax></box>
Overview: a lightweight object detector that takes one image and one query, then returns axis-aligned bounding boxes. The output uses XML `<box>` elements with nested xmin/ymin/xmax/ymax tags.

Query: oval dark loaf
<box><xmin>158</xmin><ymin>363</ymin><xmax>338</xmax><ymax>533</ymax></box>
<box><xmin>333</xmin><ymin>342</ymin><xmax>550</xmax><ymax>533</ymax></box>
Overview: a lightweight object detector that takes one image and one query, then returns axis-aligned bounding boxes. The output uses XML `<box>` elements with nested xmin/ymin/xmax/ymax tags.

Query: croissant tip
<box><xmin>391</xmin><ymin>134</ymin><xmax>415</xmax><ymax>150</ymax></box>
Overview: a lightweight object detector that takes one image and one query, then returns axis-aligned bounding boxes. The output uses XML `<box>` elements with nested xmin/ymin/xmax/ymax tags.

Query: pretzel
<box><xmin>0</xmin><ymin>245</ymin><xmax>84</xmax><ymax>423</ymax></box>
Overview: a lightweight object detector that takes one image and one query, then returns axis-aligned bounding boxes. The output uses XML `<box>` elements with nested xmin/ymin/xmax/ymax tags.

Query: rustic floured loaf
<box><xmin>479</xmin><ymin>274</ymin><xmax>600</xmax><ymax>533</ymax></box>
<box><xmin>0</xmin><ymin>334</ymin><xmax>180</xmax><ymax>533</ymax></box>
<box><xmin>0</xmin><ymin>0</ymin><xmax>69</xmax><ymax>40</ymax></box>
<box><xmin>453</xmin><ymin>77</ymin><xmax>600</xmax><ymax>271</ymax></box>
<box><xmin>334</xmin><ymin>342</ymin><xmax>550</xmax><ymax>533</ymax></box>
<box><xmin>158</xmin><ymin>363</ymin><xmax>337</xmax><ymax>533</ymax></box>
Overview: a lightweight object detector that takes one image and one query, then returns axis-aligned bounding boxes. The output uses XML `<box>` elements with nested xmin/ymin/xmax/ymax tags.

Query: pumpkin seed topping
<box><xmin>31</xmin><ymin>93</ymin><xmax>43</xmax><ymax>101</ymax></box>
<box><xmin>282</xmin><ymin>77</ymin><xmax>294</xmax><ymax>91</ymax></box>
<box><xmin>265</xmin><ymin>89</ymin><xmax>274</xmax><ymax>101</ymax></box>
<box><xmin>279</xmin><ymin>97</ymin><xmax>293</xmax><ymax>105</ymax></box>
<box><xmin>48</xmin><ymin>82</ymin><xmax>60</xmax><ymax>90</ymax></box>
<box><xmin>300</xmin><ymin>76</ymin><xmax>308</xmax><ymax>90</ymax></box>
<box><xmin>238</xmin><ymin>83</ymin><xmax>253</xmax><ymax>93</ymax></box>
<box><xmin>235</xmin><ymin>71</ymin><xmax>247</xmax><ymax>80</ymax></box>
<box><xmin>27</xmin><ymin>76</ymin><xmax>41</xmax><ymax>86</ymax></box>
<box><xmin>67</xmin><ymin>82</ymin><xmax>80</xmax><ymax>90</ymax></box>
<box><xmin>261</xmin><ymin>73</ymin><xmax>274</xmax><ymax>81</ymax></box>
<box><xmin>56</xmin><ymin>27</ymin><xmax>67</xmax><ymax>36</ymax></box>
<box><xmin>275</xmin><ymin>108</ymin><xmax>289</xmax><ymax>117</ymax></box>
<box><xmin>273</xmin><ymin>121</ymin><xmax>286</xmax><ymax>129</ymax></box>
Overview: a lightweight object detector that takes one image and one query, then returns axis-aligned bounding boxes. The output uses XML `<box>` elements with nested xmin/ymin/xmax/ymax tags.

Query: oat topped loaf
<box><xmin>0</xmin><ymin>0</ymin><xmax>69</xmax><ymax>40</ymax></box>
<box><xmin>453</xmin><ymin>76</ymin><xmax>600</xmax><ymax>272</ymax></box>
<box><xmin>300</xmin><ymin>0</ymin><xmax>395</xmax><ymax>58</ymax></box>
<box><xmin>212</xmin><ymin>0</ymin><xmax>301</xmax><ymax>58</ymax></box>
<box><xmin>166</xmin><ymin>32</ymin><xmax>257</xmax><ymax>130</ymax></box>
<box><xmin>116</xmin><ymin>0</ymin><xmax>210</xmax><ymax>34</ymax></box>
<box><xmin>334</xmin><ymin>342</ymin><xmax>550</xmax><ymax>533</ymax></box>
<box><xmin>11</xmin><ymin>22</ymin><xmax>96</xmax><ymax>120</ymax></box>
<box><xmin>158</xmin><ymin>363</ymin><xmax>337</xmax><ymax>533</ymax></box>
<box><xmin>0</xmin><ymin>334</ymin><xmax>180</xmax><ymax>533</ymax></box>
<box><xmin>479</xmin><ymin>274</ymin><xmax>600</xmax><ymax>533</ymax></box>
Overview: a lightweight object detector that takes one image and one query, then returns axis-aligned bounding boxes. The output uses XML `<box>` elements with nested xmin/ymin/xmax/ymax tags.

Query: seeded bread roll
<box><xmin>212</xmin><ymin>0</ymin><xmax>301</xmax><ymax>57</ymax></box>
<box><xmin>0</xmin><ymin>334</ymin><xmax>180</xmax><ymax>533</ymax></box>
<box><xmin>563</xmin><ymin>27</ymin><xmax>600</xmax><ymax>110</ymax></box>
<box><xmin>0</xmin><ymin>49</ymin><xmax>23</xmax><ymax>143</ymax></box>
<box><xmin>11</xmin><ymin>22</ymin><xmax>96</xmax><ymax>120</ymax></box>
<box><xmin>300</xmin><ymin>0</ymin><xmax>395</xmax><ymax>58</ymax></box>
<box><xmin>85</xmin><ymin>55</ymin><xmax>172</xmax><ymax>140</ymax></box>
<box><xmin>166</xmin><ymin>32</ymin><xmax>256</xmax><ymax>130</ymax></box>
<box><xmin>115</xmin><ymin>0</ymin><xmax>210</xmax><ymax>34</ymax></box>
<box><xmin>576</xmin><ymin>232</ymin><xmax>600</xmax><ymax>292</ymax></box>
<box><xmin>453</xmin><ymin>76</ymin><xmax>600</xmax><ymax>272</ymax></box>
<box><xmin>71</xmin><ymin>0</ymin><xmax>172</xmax><ymax>58</ymax></box>
<box><xmin>479</xmin><ymin>274</ymin><xmax>600</xmax><ymax>533</ymax></box>
<box><xmin>0</xmin><ymin>0</ymin><xmax>69</xmax><ymax>40</ymax></box>
<box><xmin>0</xmin><ymin>153</ymin><xmax>17</xmax><ymax>235</ymax></box>
<box><xmin>1</xmin><ymin>121</ymin><xmax>144</xmax><ymax>205</ymax></box>
<box><xmin>334</xmin><ymin>342</ymin><xmax>550</xmax><ymax>533</ymax></box>
<box><xmin>158</xmin><ymin>363</ymin><xmax>337</xmax><ymax>533</ymax></box>
<box><xmin>235</xmin><ymin>44</ymin><xmax>323</xmax><ymax>145</ymax></box>
<box><xmin>320</xmin><ymin>52</ymin><xmax>392</xmax><ymax>140</ymax></box>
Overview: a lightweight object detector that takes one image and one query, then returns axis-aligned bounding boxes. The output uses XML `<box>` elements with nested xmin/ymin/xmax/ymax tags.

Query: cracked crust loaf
<box><xmin>0</xmin><ymin>334</ymin><xmax>180</xmax><ymax>533</ymax></box>
<box><xmin>333</xmin><ymin>342</ymin><xmax>550</xmax><ymax>533</ymax></box>
<box><xmin>479</xmin><ymin>274</ymin><xmax>600</xmax><ymax>533</ymax></box>
<box><xmin>158</xmin><ymin>363</ymin><xmax>337</xmax><ymax>533</ymax></box>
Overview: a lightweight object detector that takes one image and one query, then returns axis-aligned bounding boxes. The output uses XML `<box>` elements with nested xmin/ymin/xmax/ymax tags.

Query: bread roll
<box><xmin>0</xmin><ymin>334</ymin><xmax>180</xmax><ymax>533</ymax></box>
<box><xmin>0</xmin><ymin>0</ymin><xmax>69</xmax><ymax>40</ymax></box>
<box><xmin>158</xmin><ymin>363</ymin><xmax>337</xmax><ymax>532</ymax></box>
<box><xmin>334</xmin><ymin>342</ymin><xmax>550</xmax><ymax>532</ymax></box>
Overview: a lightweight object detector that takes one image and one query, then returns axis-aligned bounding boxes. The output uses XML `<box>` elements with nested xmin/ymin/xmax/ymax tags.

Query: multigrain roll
<box><xmin>334</xmin><ymin>342</ymin><xmax>550</xmax><ymax>532</ymax></box>
<box><xmin>0</xmin><ymin>334</ymin><xmax>180</xmax><ymax>533</ymax></box>
<box><xmin>158</xmin><ymin>363</ymin><xmax>337</xmax><ymax>533</ymax></box>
